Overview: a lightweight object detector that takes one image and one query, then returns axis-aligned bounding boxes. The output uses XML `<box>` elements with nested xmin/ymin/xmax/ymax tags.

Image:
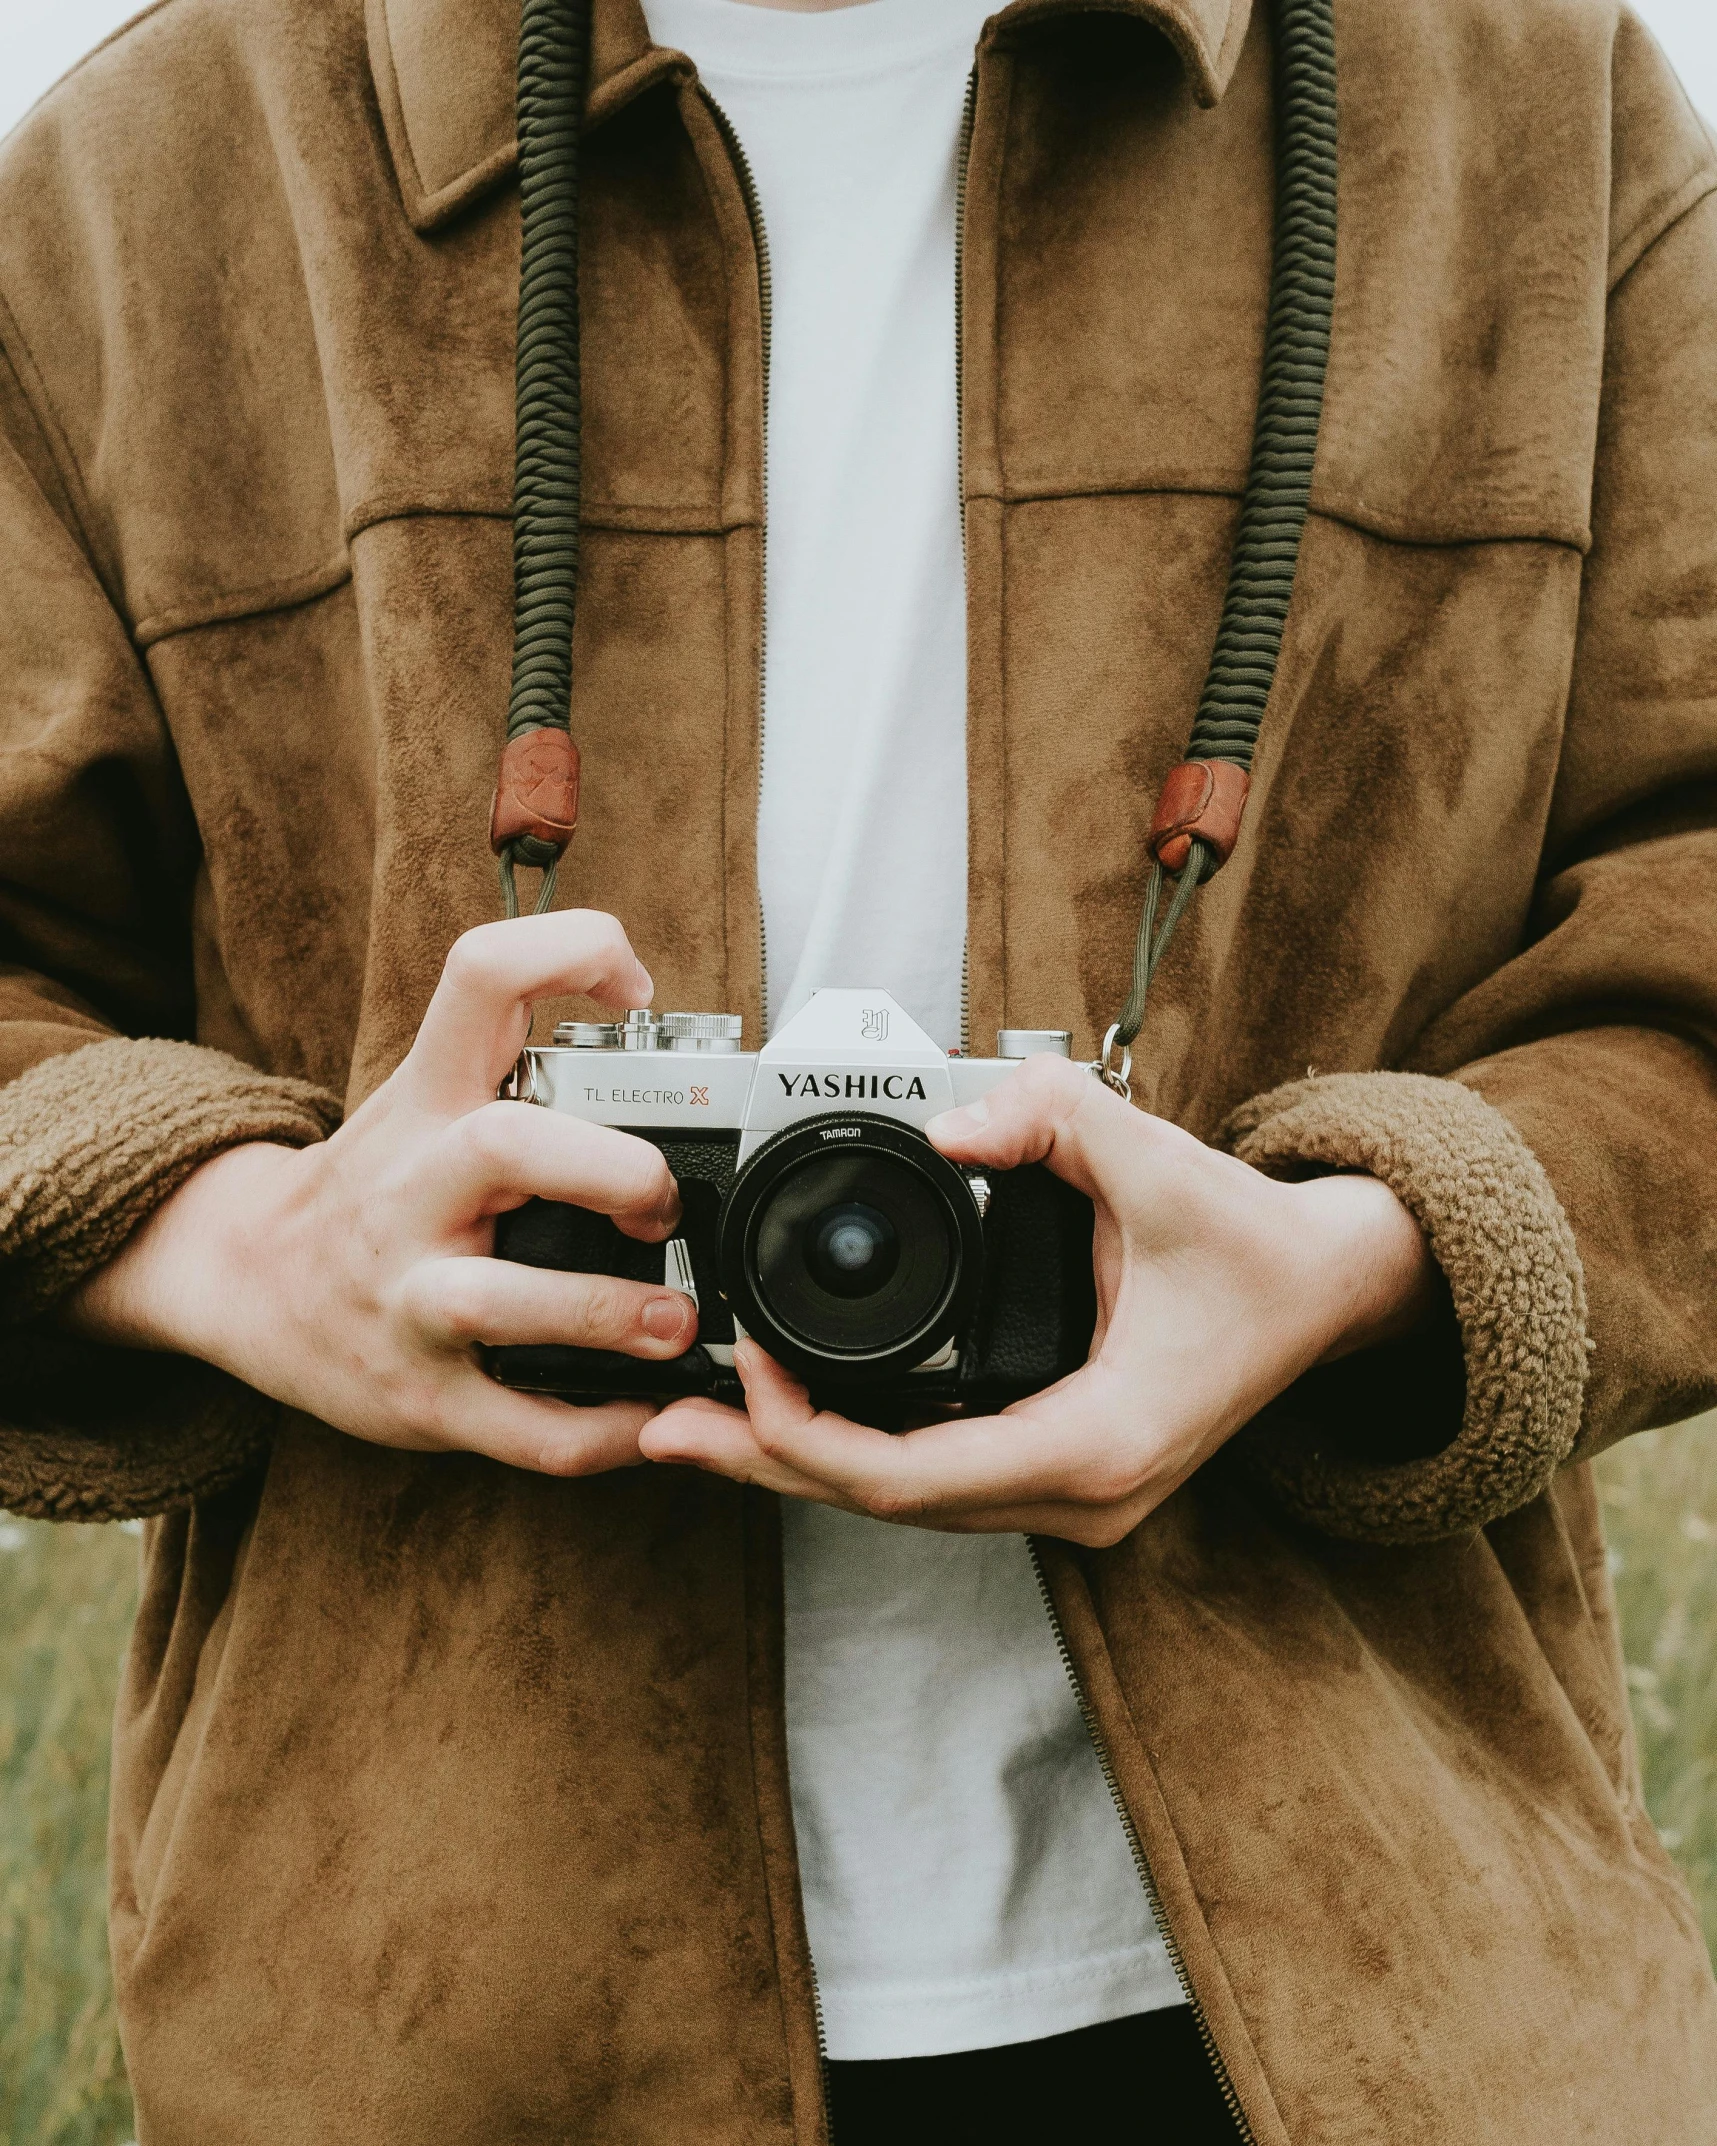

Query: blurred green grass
<box><xmin>2</xmin><ymin>1418</ymin><xmax>1715</xmax><ymax>2144</ymax></box>
<box><xmin>0</xmin><ymin>1515</ymin><xmax>138</xmax><ymax>2146</ymax></box>
<box><xmin>1598</xmin><ymin>1416</ymin><xmax>1717</xmax><ymax>1944</ymax></box>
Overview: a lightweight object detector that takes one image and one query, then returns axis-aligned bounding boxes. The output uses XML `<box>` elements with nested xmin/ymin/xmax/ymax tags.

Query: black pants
<box><xmin>826</xmin><ymin>2008</ymin><xmax>1245</xmax><ymax>2145</ymax></box>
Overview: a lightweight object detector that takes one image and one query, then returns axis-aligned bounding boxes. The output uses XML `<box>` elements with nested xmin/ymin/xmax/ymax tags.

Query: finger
<box><xmin>391</xmin><ymin>1370</ymin><xmax>657</xmax><ymax>1478</ymax></box>
<box><xmin>422</xmin><ymin>1103</ymin><xmax>681</xmax><ymax>1238</ymax></box>
<box><xmin>408</xmin><ymin>912</ymin><xmax>654</xmax><ymax>1114</ymax></box>
<box><xmin>646</xmin><ymin>1365</ymin><xmax>1156</xmax><ymax>1541</ymax></box>
<box><xmin>644</xmin><ymin>1341</ymin><xmax>1011</xmax><ymax>1512</ymax></box>
<box><xmin>640</xmin><ymin>1394</ymin><xmax>835</xmax><ymax>1502</ymax></box>
<box><xmin>402</xmin><ymin>1256</ymin><xmax>697</xmax><ymax>1358</ymax></box>
<box><xmin>705</xmin><ymin>1342</ymin><xmax>1146</xmax><ymax>1522</ymax></box>
<box><xmin>923</xmin><ymin>1051</ymin><xmax>1172</xmax><ymax>1201</ymax></box>
<box><xmin>918</xmin><ymin>1422</ymin><xmax>1211</xmax><ymax>1543</ymax></box>
<box><xmin>643</xmin><ymin>1353</ymin><xmax>880</xmax><ymax>1506</ymax></box>
<box><xmin>921</xmin><ymin>1496</ymin><xmax>1159</xmax><ymax>1546</ymax></box>
<box><xmin>644</xmin><ymin>1351</ymin><xmax>1166</xmax><ymax>1537</ymax></box>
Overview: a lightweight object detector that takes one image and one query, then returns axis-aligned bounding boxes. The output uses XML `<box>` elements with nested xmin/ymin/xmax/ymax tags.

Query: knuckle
<box><xmin>423</xmin><ymin>1267</ymin><xmax>492</xmax><ymax>1346</ymax></box>
<box><xmin>860</xmin><ymin>1479</ymin><xmax>930</xmax><ymax>1524</ymax></box>
<box><xmin>1051</xmin><ymin>1065</ymin><xmax>1100</xmax><ymax>1131</ymax></box>
<box><xmin>571</xmin><ymin>1273</ymin><xmax>631</xmax><ymax>1339</ymax></box>
<box><xmin>1000</xmin><ymin>1053</ymin><xmax>1089</xmax><ymax>1147</ymax></box>
<box><xmin>751</xmin><ymin>1415</ymin><xmax>799</xmax><ymax>1464</ymax></box>
<box><xmin>611</xmin><ymin>1131</ymin><xmax>671</xmax><ymax>1200</ymax></box>
<box><xmin>1051</xmin><ymin>1429</ymin><xmax>1142</xmax><ymax>1506</ymax></box>
<box><xmin>530</xmin><ymin>1431</ymin><xmax>596</xmax><ymax>1479</ymax></box>
<box><xmin>585</xmin><ymin>911</ymin><xmax>631</xmax><ymax>964</ymax></box>
<box><xmin>441</xmin><ymin>923</ymin><xmax>503</xmax><ymax>991</ymax></box>
<box><xmin>458</xmin><ymin>1102</ymin><xmax>524</xmax><ymax>1176</ymax></box>
<box><xmin>556</xmin><ymin>909</ymin><xmax>631</xmax><ymax>983</ymax></box>
<box><xmin>639</xmin><ymin>1157</ymin><xmax>678</xmax><ymax>1216</ymax></box>
<box><xmin>1020</xmin><ymin>1052</ymin><xmax>1082</xmax><ymax>1105</ymax></box>
<box><xmin>615</xmin><ymin>1158</ymin><xmax>679</xmax><ymax>1233</ymax></box>
<box><xmin>527</xmin><ymin>1399</ymin><xmax>645</xmax><ymax>1478</ymax></box>
<box><xmin>1071</xmin><ymin>1455</ymin><xmax>1142</xmax><ymax>1508</ymax></box>
<box><xmin>1019</xmin><ymin>1049</ymin><xmax>1071</xmax><ymax>1095</ymax></box>
<box><xmin>556</xmin><ymin>1122</ymin><xmax>671</xmax><ymax>1219</ymax></box>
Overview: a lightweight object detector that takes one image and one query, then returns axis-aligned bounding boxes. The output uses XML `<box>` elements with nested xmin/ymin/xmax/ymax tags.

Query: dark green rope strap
<box><xmin>499</xmin><ymin>0</ymin><xmax>593</xmax><ymax>919</ymax></box>
<box><xmin>1101</xmin><ymin>0</ymin><xmax>1338</xmax><ymax>1088</ymax></box>
<box><xmin>495</xmin><ymin>0</ymin><xmax>1337</xmax><ymax>1030</ymax></box>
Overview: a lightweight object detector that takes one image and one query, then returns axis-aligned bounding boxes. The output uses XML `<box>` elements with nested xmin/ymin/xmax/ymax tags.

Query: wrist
<box><xmin>1292</xmin><ymin>1172</ymin><xmax>1442</xmax><ymax>1365</ymax></box>
<box><xmin>61</xmin><ymin>1141</ymin><xmax>305</xmax><ymax>1363</ymax></box>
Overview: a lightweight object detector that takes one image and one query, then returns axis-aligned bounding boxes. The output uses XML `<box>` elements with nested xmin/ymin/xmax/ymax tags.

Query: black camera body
<box><xmin>489</xmin><ymin>991</ymin><xmax>1096</xmax><ymax>1426</ymax></box>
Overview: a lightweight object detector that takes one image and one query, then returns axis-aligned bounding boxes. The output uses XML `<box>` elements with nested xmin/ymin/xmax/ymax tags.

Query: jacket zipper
<box><xmin>700</xmin><ymin>88</ymin><xmax>837</xmax><ymax>2123</ymax></box>
<box><xmin>703</xmin><ymin>71</ymin><xmax>1248</xmax><ymax>2146</ymax></box>
<box><xmin>955</xmin><ymin>67</ymin><xmax>976</xmax><ymax>569</ymax></box>
<box><xmin>956</xmin><ymin>68</ymin><xmax>976</xmax><ymax>1055</ymax></box>
<box><xmin>701</xmin><ymin>89</ymin><xmax>776</xmax><ymax>1040</ymax></box>
<box><xmin>1026</xmin><ymin>1539</ymin><xmax>1257</xmax><ymax>2145</ymax></box>
<box><xmin>950</xmin><ymin>107</ymin><xmax>1246</xmax><ymax>2126</ymax></box>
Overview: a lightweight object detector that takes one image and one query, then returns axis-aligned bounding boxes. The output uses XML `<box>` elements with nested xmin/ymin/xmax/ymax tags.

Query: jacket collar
<box><xmin>367</xmin><ymin>0</ymin><xmax>1252</xmax><ymax>235</ymax></box>
<box><xmin>366</xmin><ymin>0</ymin><xmax>686</xmax><ymax>232</ymax></box>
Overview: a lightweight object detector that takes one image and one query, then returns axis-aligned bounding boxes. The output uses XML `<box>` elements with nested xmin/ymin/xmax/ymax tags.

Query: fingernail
<box><xmin>643</xmin><ymin>1294</ymin><xmax>692</xmax><ymax>1341</ymax></box>
<box><xmin>927</xmin><ymin>1098</ymin><xmax>988</xmax><ymax>1141</ymax></box>
<box><xmin>636</xmin><ymin>966</ymin><xmax>654</xmax><ymax>1002</ymax></box>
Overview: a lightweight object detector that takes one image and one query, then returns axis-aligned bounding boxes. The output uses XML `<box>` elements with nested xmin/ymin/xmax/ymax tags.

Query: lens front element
<box><xmin>809</xmin><ymin>1201</ymin><xmax>900</xmax><ymax>1298</ymax></box>
<box><xmin>755</xmin><ymin>1154</ymin><xmax>949</xmax><ymax>1353</ymax></box>
<box><xmin>721</xmin><ymin>1116</ymin><xmax>984</xmax><ymax>1383</ymax></box>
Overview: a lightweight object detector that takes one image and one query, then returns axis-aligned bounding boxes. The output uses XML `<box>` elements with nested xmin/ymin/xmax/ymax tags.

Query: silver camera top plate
<box><xmin>513</xmin><ymin>987</ymin><xmax>1062</xmax><ymax>1152</ymax></box>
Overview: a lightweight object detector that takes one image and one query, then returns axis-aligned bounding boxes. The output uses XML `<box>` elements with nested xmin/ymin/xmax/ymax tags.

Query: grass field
<box><xmin>0</xmin><ymin>1516</ymin><xmax>137</xmax><ymax>2146</ymax></box>
<box><xmin>3</xmin><ymin>1420</ymin><xmax>1715</xmax><ymax>2144</ymax></box>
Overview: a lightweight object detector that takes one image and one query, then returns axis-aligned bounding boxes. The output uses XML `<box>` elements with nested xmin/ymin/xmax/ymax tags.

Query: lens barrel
<box><xmin>719</xmin><ymin>1114</ymin><xmax>984</xmax><ymax>1384</ymax></box>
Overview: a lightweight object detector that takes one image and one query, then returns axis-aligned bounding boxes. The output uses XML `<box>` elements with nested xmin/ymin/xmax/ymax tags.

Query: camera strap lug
<box><xmin>499</xmin><ymin>1051</ymin><xmax>541</xmax><ymax>1104</ymax></box>
<box><xmin>1091</xmin><ymin>1026</ymin><xmax>1133</xmax><ymax>1103</ymax></box>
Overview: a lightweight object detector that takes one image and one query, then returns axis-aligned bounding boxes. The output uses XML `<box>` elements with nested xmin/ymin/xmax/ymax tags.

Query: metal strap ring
<box><xmin>1090</xmin><ymin>1024</ymin><xmax>1133</xmax><ymax>1102</ymax></box>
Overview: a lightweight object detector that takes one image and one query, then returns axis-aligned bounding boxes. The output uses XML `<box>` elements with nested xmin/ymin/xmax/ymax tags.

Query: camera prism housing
<box><xmin>489</xmin><ymin>989</ymin><xmax>1097</xmax><ymax>1426</ymax></box>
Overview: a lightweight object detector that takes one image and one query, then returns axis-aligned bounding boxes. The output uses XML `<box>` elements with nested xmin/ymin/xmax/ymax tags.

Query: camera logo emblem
<box><xmin>861</xmin><ymin>1007</ymin><xmax>890</xmax><ymax>1043</ymax></box>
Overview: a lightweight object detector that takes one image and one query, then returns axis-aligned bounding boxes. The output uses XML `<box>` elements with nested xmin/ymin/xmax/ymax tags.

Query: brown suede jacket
<box><xmin>2</xmin><ymin>0</ymin><xmax>1716</xmax><ymax>2136</ymax></box>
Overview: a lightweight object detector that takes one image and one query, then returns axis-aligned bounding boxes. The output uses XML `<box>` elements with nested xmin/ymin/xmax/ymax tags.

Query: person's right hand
<box><xmin>63</xmin><ymin>912</ymin><xmax>698</xmax><ymax>1476</ymax></box>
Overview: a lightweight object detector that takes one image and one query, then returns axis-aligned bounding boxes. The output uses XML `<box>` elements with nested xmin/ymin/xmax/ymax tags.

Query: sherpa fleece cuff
<box><xmin>1217</xmin><ymin>1070</ymin><xmax>1589</xmax><ymax>1544</ymax></box>
<box><xmin>0</xmin><ymin>1035</ymin><xmax>341</xmax><ymax>1324</ymax></box>
<box><xmin>0</xmin><ymin>1038</ymin><xmax>340</xmax><ymax>1522</ymax></box>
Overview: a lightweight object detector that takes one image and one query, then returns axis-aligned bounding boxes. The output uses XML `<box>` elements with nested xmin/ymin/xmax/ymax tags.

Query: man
<box><xmin>1</xmin><ymin>0</ymin><xmax>1715</xmax><ymax>2137</ymax></box>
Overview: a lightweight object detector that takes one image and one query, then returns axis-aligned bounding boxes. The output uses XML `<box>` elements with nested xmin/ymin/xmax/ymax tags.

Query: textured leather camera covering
<box><xmin>959</xmin><ymin>1162</ymin><xmax>1096</xmax><ymax>1405</ymax></box>
<box><xmin>490</xmin><ymin>1137</ymin><xmax>1095</xmax><ymax>1413</ymax></box>
<box><xmin>490</xmin><ymin>1131</ymin><xmax>738</xmax><ymax>1397</ymax></box>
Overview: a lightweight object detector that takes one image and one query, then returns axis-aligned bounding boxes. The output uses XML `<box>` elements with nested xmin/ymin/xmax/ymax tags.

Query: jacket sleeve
<box><xmin>0</xmin><ymin>341</ymin><xmax>339</xmax><ymax>1522</ymax></box>
<box><xmin>1216</xmin><ymin>159</ymin><xmax>1717</xmax><ymax>1546</ymax></box>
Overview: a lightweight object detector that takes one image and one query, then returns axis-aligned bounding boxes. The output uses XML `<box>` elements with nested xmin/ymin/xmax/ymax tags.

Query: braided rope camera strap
<box><xmin>1095</xmin><ymin>0</ymin><xmax>1339</xmax><ymax>1095</ymax></box>
<box><xmin>491</xmin><ymin>0</ymin><xmax>594</xmax><ymax>919</ymax></box>
<box><xmin>489</xmin><ymin>0</ymin><xmax>1340</xmax><ymax>1086</ymax></box>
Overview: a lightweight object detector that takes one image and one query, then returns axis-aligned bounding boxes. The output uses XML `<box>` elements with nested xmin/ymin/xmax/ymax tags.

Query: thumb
<box><xmin>925</xmin><ymin>1053</ymin><xmax>1125</xmax><ymax>1199</ymax></box>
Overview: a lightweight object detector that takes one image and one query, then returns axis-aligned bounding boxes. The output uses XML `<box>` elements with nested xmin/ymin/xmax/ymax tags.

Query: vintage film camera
<box><xmin>489</xmin><ymin>990</ymin><xmax>1097</xmax><ymax>1424</ymax></box>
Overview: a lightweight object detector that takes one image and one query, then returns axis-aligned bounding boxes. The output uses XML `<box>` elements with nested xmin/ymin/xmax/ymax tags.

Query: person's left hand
<box><xmin>640</xmin><ymin>1054</ymin><xmax>1440</xmax><ymax>1545</ymax></box>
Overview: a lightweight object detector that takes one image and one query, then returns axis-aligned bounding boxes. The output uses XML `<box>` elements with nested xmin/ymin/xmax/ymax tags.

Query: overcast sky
<box><xmin>1</xmin><ymin>0</ymin><xmax>1714</xmax><ymax>172</ymax></box>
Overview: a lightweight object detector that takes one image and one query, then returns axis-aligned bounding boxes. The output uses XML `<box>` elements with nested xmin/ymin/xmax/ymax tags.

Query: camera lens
<box><xmin>808</xmin><ymin>1201</ymin><xmax>900</xmax><ymax>1298</ymax></box>
<box><xmin>720</xmin><ymin>1116</ymin><xmax>984</xmax><ymax>1382</ymax></box>
<box><xmin>752</xmin><ymin>1151</ymin><xmax>952</xmax><ymax>1355</ymax></box>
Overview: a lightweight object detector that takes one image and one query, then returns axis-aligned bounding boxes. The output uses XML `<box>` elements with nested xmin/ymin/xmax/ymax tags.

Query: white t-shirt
<box><xmin>641</xmin><ymin>0</ymin><xmax>1184</xmax><ymax>2062</ymax></box>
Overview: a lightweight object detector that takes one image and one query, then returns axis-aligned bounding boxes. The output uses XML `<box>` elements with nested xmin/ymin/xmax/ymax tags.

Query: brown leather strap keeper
<box><xmin>490</xmin><ymin>729</ymin><xmax>581</xmax><ymax>855</ymax></box>
<box><xmin>1148</xmin><ymin>758</ymin><xmax>1251</xmax><ymax>874</ymax></box>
